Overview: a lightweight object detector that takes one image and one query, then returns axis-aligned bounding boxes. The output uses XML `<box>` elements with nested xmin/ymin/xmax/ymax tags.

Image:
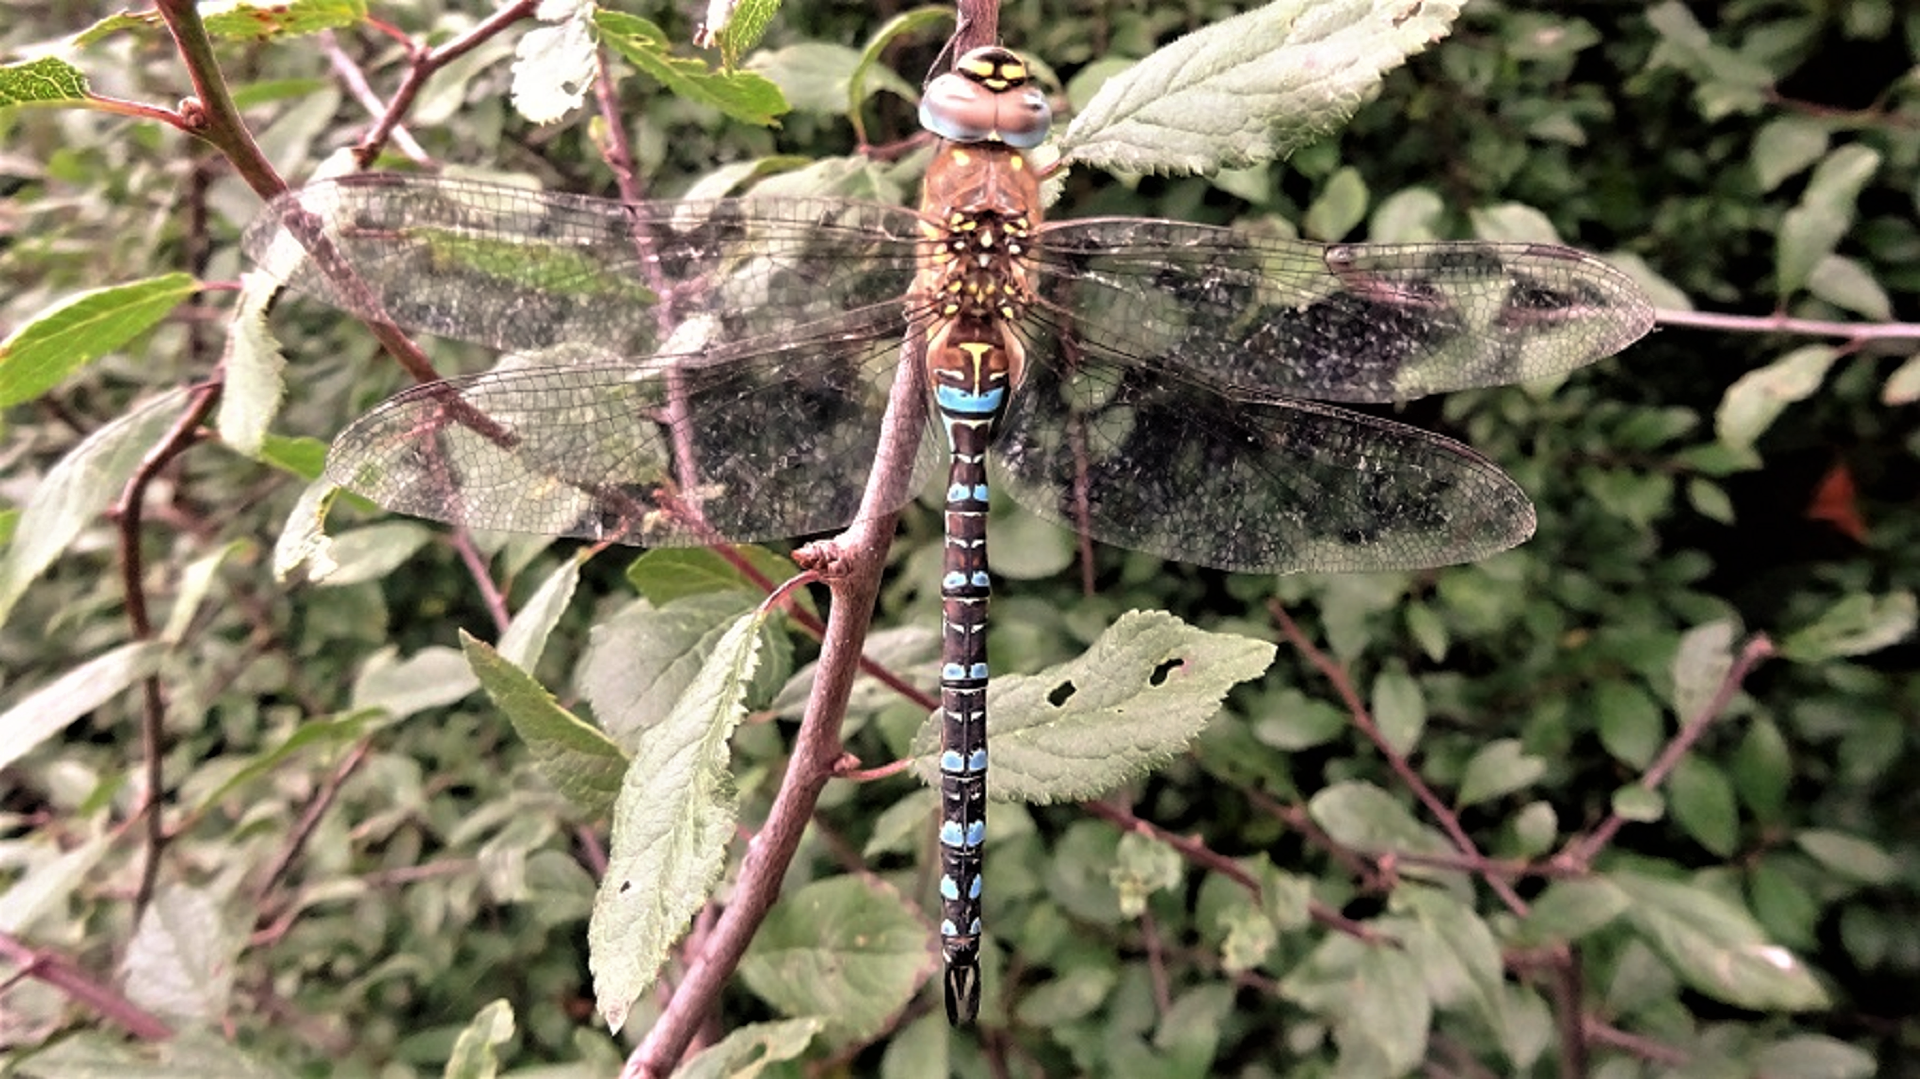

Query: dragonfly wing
<box><xmin>1031</xmin><ymin>219</ymin><xmax>1653</xmax><ymax>402</ymax></box>
<box><xmin>245</xmin><ymin>174</ymin><xmax>925</xmax><ymax>361</ymax></box>
<box><xmin>991</xmin><ymin>353</ymin><xmax>1534</xmax><ymax>574</ymax></box>
<box><xmin>324</xmin><ymin>328</ymin><xmax>932</xmax><ymax>546</ymax></box>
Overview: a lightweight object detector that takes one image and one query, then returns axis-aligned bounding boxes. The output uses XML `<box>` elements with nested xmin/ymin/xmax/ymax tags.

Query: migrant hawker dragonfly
<box><xmin>245</xmin><ymin>45</ymin><xmax>1653</xmax><ymax>1025</ymax></box>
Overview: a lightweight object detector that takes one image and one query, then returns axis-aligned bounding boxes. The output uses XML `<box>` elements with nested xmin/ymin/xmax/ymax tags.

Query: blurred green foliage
<box><xmin>1</xmin><ymin>0</ymin><xmax>1916</xmax><ymax>1076</ymax></box>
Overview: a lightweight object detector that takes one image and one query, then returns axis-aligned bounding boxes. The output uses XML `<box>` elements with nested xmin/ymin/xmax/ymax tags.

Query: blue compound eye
<box><xmin>919</xmin><ymin>47</ymin><xmax>1052</xmax><ymax>147</ymax></box>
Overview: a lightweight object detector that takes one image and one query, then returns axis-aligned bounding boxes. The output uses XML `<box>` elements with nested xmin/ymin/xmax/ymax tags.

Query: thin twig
<box><xmin>319</xmin><ymin>30</ymin><xmax>432</xmax><ymax>165</ymax></box>
<box><xmin>353</xmin><ymin>0</ymin><xmax>541</xmax><ymax>168</ymax></box>
<box><xmin>1559</xmin><ymin>634</ymin><xmax>1775</xmax><ymax>869</ymax></box>
<box><xmin>1270</xmin><ymin>601</ymin><xmax>1532</xmax><ymax>916</ymax></box>
<box><xmin>0</xmin><ymin>931</ymin><xmax>173</xmax><ymax>1041</ymax></box>
<box><xmin>153</xmin><ymin>0</ymin><xmax>286</xmax><ymax>200</ymax></box>
<box><xmin>624</xmin><ymin>341</ymin><xmax>931</xmax><ymax>1078</ymax></box>
<box><xmin>1654</xmin><ymin>307</ymin><xmax>1920</xmax><ymax>345</ymax></box>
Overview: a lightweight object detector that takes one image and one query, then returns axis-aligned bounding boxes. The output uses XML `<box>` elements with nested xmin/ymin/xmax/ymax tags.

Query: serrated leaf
<box><xmin>1369</xmin><ymin>665</ymin><xmax>1425</xmax><ymax>757</ymax></box>
<box><xmin>590</xmin><ymin>611</ymin><xmax>764</xmax><ymax>1033</ymax></box>
<box><xmin>1714</xmin><ymin>345</ymin><xmax>1837</xmax><ymax>453</ymax></box>
<box><xmin>910</xmin><ymin>611</ymin><xmax>1274</xmax><ymax>802</ymax></box>
<box><xmin>1779</xmin><ymin>590</ymin><xmax>1916</xmax><ymax>661</ymax></box>
<box><xmin>1059</xmin><ymin>0</ymin><xmax>1463</xmax><ymax>174</ymax></box>
<box><xmin>1613</xmin><ymin>871</ymin><xmax>1827</xmax><ymax>1011</ymax></box>
<box><xmin>217</xmin><ymin>272</ymin><xmax>287</xmax><ymax>457</ymax></box>
<box><xmin>1307</xmin><ymin>780</ymin><xmax>1452</xmax><ymax>858</ymax></box>
<box><xmin>596</xmin><ymin>11</ymin><xmax>787</xmax><ymax>127</ymax></box>
<box><xmin>444</xmin><ymin>1000</ymin><xmax>514</xmax><ymax>1079</ymax></box>
<box><xmin>497</xmin><ymin>554</ymin><xmax>583</xmax><ymax>671</ymax></box>
<box><xmin>0</xmin><ymin>273</ymin><xmax>198</xmax><ymax>407</ymax></box>
<box><xmin>76</xmin><ymin>0</ymin><xmax>368</xmax><ymax>44</ymax></box>
<box><xmin>738</xmin><ymin>875</ymin><xmax>935</xmax><ymax>1041</ymax></box>
<box><xmin>512</xmin><ymin>0</ymin><xmax>599</xmax><ymax>124</ymax></box>
<box><xmin>580</xmin><ymin>590</ymin><xmax>783</xmax><ymax>750</ymax></box>
<box><xmin>1456</xmin><ymin>738</ymin><xmax>1546</xmax><ymax>808</ymax></box>
<box><xmin>464</xmin><ymin>633</ymin><xmax>625</xmax><ymax>819</ymax></box>
<box><xmin>0</xmin><ymin>641</ymin><xmax>164</xmax><ymax>772</ymax></box>
<box><xmin>0</xmin><ymin>56</ymin><xmax>91</xmax><ymax>106</ymax></box>
<box><xmin>120</xmin><ymin>883</ymin><xmax>243</xmax><ymax>1025</ymax></box>
<box><xmin>676</xmin><ymin>1019</ymin><xmax>826</xmax><ymax>1079</ymax></box>
<box><xmin>697</xmin><ymin>0</ymin><xmax>779</xmax><ymax>70</ymax></box>
<box><xmin>626</xmin><ymin>545</ymin><xmax>800</xmax><ymax>607</ymax></box>
<box><xmin>0</xmin><ymin>389</ymin><xmax>189</xmax><ymax>626</ymax></box>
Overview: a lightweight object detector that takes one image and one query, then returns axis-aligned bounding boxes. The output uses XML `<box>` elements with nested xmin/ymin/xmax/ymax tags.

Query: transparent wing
<box><xmin>322</xmin><ymin>325</ymin><xmax>939</xmax><ymax>546</ymax></box>
<box><xmin>244</xmin><ymin>174</ymin><xmax>927</xmax><ymax>360</ymax></box>
<box><xmin>1030</xmin><ymin>219</ymin><xmax>1654</xmax><ymax>402</ymax></box>
<box><xmin>991</xmin><ymin>347</ymin><xmax>1534</xmax><ymax>574</ymax></box>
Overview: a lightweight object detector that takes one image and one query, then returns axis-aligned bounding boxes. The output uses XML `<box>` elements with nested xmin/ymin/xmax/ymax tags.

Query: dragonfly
<box><xmin>245</xmin><ymin>45</ymin><xmax>1653</xmax><ymax>1026</ymax></box>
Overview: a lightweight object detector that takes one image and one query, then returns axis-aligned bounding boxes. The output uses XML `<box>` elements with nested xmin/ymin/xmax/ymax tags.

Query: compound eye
<box><xmin>993</xmin><ymin>87</ymin><xmax>1052</xmax><ymax>149</ymax></box>
<box><xmin>920</xmin><ymin>71</ymin><xmax>999</xmax><ymax>143</ymax></box>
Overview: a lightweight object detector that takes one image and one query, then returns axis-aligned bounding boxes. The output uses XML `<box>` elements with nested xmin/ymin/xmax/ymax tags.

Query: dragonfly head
<box><xmin>920</xmin><ymin>46</ymin><xmax>1052</xmax><ymax>150</ymax></box>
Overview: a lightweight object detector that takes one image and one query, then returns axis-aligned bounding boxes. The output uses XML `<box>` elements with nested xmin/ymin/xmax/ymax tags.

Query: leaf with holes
<box><xmin>910</xmin><ymin>610</ymin><xmax>1274</xmax><ymax>802</ymax></box>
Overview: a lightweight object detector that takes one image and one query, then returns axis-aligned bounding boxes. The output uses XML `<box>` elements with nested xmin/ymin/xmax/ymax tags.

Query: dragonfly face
<box><xmin>246</xmin><ymin>40</ymin><xmax>1651</xmax><ymax>1031</ymax></box>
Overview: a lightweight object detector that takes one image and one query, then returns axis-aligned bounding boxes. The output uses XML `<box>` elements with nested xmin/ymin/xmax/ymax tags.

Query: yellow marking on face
<box><xmin>951</xmin><ymin>148</ymin><xmax>972</xmax><ymax>166</ymax></box>
<box><xmin>960</xmin><ymin>55</ymin><xmax>997</xmax><ymax>78</ymax></box>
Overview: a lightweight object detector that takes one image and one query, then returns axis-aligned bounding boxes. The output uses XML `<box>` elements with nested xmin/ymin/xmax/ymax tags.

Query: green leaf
<box><xmin>1456</xmin><ymin>738</ymin><xmax>1546</xmax><ymax>808</ymax></box>
<box><xmin>511</xmin><ymin>0</ymin><xmax>598</xmax><ymax>124</ymax></box>
<box><xmin>1794</xmin><ymin>829</ymin><xmax>1898</xmax><ymax>886</ymax></box>
<box><xmin>1715</xmin><ymin>345</ymin><xmax>1837</xmax><ymax>453</ymax></box>
<box><xmin>0</xmin><ymin>832</ymin><xmax>112</xmax><ymax>936</ymax></box>
<box><xmin>1614</xmin><ymin>871</ymin><xmax>1827</xmax><ymax>1011</ymax></box>
<box><xmin>1216</xmin><ymin>896</ymin><xmax>1277</xmax><ymax>974</ymax></box>
<box><xmin>1281</xmin><ymin>935</ymin><xmax>1432</xmax><ymax>1075</ymax></box>
<box><xmin>1611</xmin><ymin>785</ymin><xmax>1664</xmax><ymax>822</ymax></box>
<box><xmin>1593</xmin><ymin>680</ymin><xmax>1663</xmax><ymax>769</ymax></box>
<box><xmin>186</xmin><ymin>712</ymin><xmax>375</xmax><ymax>816</ymax></box>
<box><xmin>1670</xmin><ymin>619</ymin><xmax>1736</xmax><ymax>720</ymax></box>
<box><xmin>1731</xmin><ymin>717</ymin><xmax>1790</xmax><ymax>823</ymax></box>
<box><xmin>1806</xmin><ymin>255</ymin><xmax>1891</xmax><ymax>320</ymax></box>
<box><xmin>1109</xmin><ymin>831</ymin><xmax>1186</xmax><ymax>917</ymax></box>
<box><xmin>1669</xmin><ymin>756</ymin><xmax>1739</xmax><ymax>857</ymax></box>
<box><xmin>75</xmin><ymin>0</ymin><xmax>368</xmax><ymax>44</ymax></box>
<box><xmin>749</xmin><ymin>42</ymin><xmax>860</xmax><ymax>115</ymax></box>
<box><xmin>1469</xmin><ymin>201</ymin><xmax>1563</xmax><ymax>244</ymax></box>
<box><xmin>1302</xmin><ymin>166</ymin><xmax>1367</xmax><ymax>241</ymax></box>
<box><xmin>910</xmin><ymin>611</ymin><xmax>1275</xmax><ymax>802</ymax></box>
<box><xmin>579</xmin><ymin>591</ymin><xmax>783</xmax><ymax>750</ymax></box>
<box><xmin>1643</xmin><ymin>1</ymin><xmax>1772</xmax><ymax>119</ymax></box>
<box><xmin>496</xmin><ymin>553</ymin><xmax>583</xmax><ymax>671</ymax></box>
<box><xmin>0</xmin><ymin>273</ymin><xmax>198</xmax><ymax>407</ymax></box>
<box><xmin>1882</xmin><ymin>353</ymin><xmax>1920</xmax><ymax>406</ymax></box>
<box><xmin>849</xmin><ymin>7</ymin><xmax>950</xmax><ymax>129</ymax></box>
<box><xmin>1058</xmin><ymin>0</ymin><xmax>1465</xmax><ymax>174</ymax></box>
<box><xmin>676</xmin><ymin>1019</ymin><xmax>826</xmax><ymax>1079</ymax></box>
<box><xmin>1687</xmin><ymin>477</ymin><xmax>1735</xmax><ymax>525</ymax></box>
<box><xmin>1519</xmin><ymin>878</ymin><xmax>1629</xmax><ymax>943</ymax></box>
<box><xmin>1308</xmin><ymin>780</ymin><xmax>1452</xmax><ymax>858</ymax></box>
<box><xmin>590</xmin><ymin>610</ymin><xmax>764</xmax><ymax>1033</ymax></box>
<box><xmin>463</xmin><ymin>633</ymin><xmax>625</xmax><ymax>820</ymax></box>
<box><xmin>1775</xmin><ymin>144</ymin><xmax>1880</xmax><ymax>298</ymax></box>
<box><xmin>320</xmin><ymin>521</ymin><xmax>434</xmax><ymax>586</ymax></box>
<box><xmin>217</xmin><ymin>272</ymin><xmax>287</xmax><ymax>458</ymax></box>
<box><xmin>352</xmin><ymin>646</ymin><xmax>477</xmax><ymax>718</ymax></box>
<box><xmin>739</xmin><ymin>876</ymin><xmax>935</xmax><ymax>1041</ymax></box>
<box><xmin>0</xmin><ymin>641</ymin><xmax>164</xmax><ymax>772</ymax></box>
<box><xmin>1369</xmin><ymin>665</ymin><xmax>1425</xmax><ymax>757</ymax></box>
<box><xmin>120</xmin><ymin>883</ymin><xmax>243</xmax><ymax>1025</ymax></box>
<box><xmin>443</xmin><ymin>1000</ymin><xmax>514</xmax><ymax>1079</ymax></box>
<box><xmin>1393</xmin><ymin>887</ymin><xmax>1504</xmax><ymax>1043</ymax></box>
<box><xmin>0</xmin><ymin>56</ymin><xmax>91</xmax><ymax>107</ymax></box>
<box><xmin>697</xmin><ymin>0</ymin><xmax>781</xmax><ymax>70</ymax></box>
<box><xmin>1750</xmin><ymin>116</ymin><xmax>1829</xmax><ymax>192</ymax></box>
<box><xmin>626</xmin><ymin>545</ymin><xmax>799</xmax><ymax>606</ymax></box>
<box><xmin>1779</xmin><ymin>590</ymin><xmax>1916</xmax><ymax>661</ymax></box>
<box><xmin>596</xmin><ymin>11</ymin><xmax>787</xmax><ymax>127</ymax></box>
<box><xmin>1752</xmin><ymin>1036</ymin><xmax>1876</xmax><ymax>1079</ymax></box>
<box><xmin>0</xmin><ymin>389</ymin><xmax>189</xmax><ymax>626</ymax></box>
